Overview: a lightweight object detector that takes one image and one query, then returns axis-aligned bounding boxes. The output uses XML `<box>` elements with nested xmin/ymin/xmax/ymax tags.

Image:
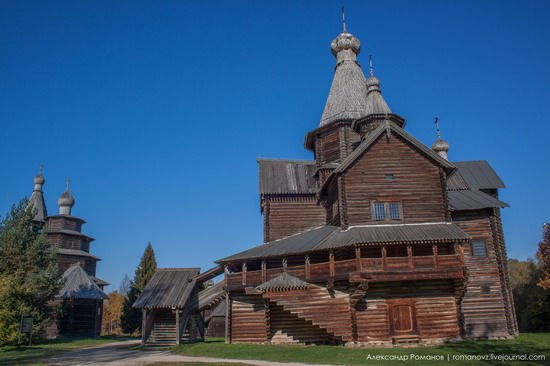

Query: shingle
<box><xmin>216</xmin><ymin>223</ymin><xmax>469</xmax><ymax>262</ymax></box>
<box><xmin>198</xmin><ymin>281</ymin><xmax>225</xmax><ymax>310</ymax></box>
<box><xmin>256</xmin><ymin>273</ymin><xmax>309</xmax><ymax>291</ymax></box>
<box><xmin>453</xmin><ymin>161</ymin><xmax>505</xmax><ymax>190</ymax></box>
<box><xmin>133</xmin><ymin>268</ymin><xmax>200</xmax><ymax>309</ymax></box>
<box><xmin>258</xmin><ymin>159</ymin><xmax>318</xmax><ymax>195</ymax></box>
<box><xmin>57</xmin><ymin>264</ymin><xmax>108</xmax><ymax>300</ymax></box>
<box><xmin>448</xmin><ymin>190</ymin><xmax>509</xmax><ymax>211</ymax></box>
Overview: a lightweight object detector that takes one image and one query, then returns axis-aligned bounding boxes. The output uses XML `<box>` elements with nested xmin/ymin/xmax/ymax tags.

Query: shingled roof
<box><xmin>258</xmin><ymin>159</ymin><xmax>318</xmax><ymax>195</ymax></box>
<box><xmin>446</xmin><ymin>160</ymin><xmax>508</xmax><ymax>210</ymax></box>
<box><xmin>256</xmin><ymin>273</ymin><xmax>309</xmax><ymax>291</ymax></box>
<box><xmin>319</xmin><ymin>31</ymin><xmax>368</xmax><ymax>127</ymax></box>
<box><xmin>133</xmin><ymin>268</ymin><xmax>200</xmax><ymax>309</ymax></box>
<box><xmin>57</xmin><ymin>264</ymin><xmax>108</xmax><ymax>300</ymax></box>
<box><xmin>217</xmin><ymin>223</ymin><xmax>469</xmax><ymax>263</ymax></box>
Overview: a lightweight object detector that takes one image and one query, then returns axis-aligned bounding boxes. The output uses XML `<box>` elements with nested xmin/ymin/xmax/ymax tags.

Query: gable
<box><xmin>342</xmin><ymin>132</ymin><xmax>447</xmax><ymax>225</ymax></box>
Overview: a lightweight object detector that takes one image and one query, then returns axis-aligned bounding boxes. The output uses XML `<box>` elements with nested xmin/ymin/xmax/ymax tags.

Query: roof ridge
<box><xmin>157</xmin><ymin>267</ymin><xmax>200</xmax><ymax>271</ymax></box>
<box><xmin>257</xmin><ymin>158</ymin><xmax>316</xmax><ymax>164</ymax></box>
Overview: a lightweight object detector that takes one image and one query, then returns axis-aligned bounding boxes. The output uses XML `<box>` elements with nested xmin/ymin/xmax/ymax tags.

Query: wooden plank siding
<box><xmin>263</xmin><ymin>196</ymin><xmax>325</xmax><ymax>242</ymax></box>
<box><xmin>342</xmin><ymin>134</ymin><xmax>447</xmax><ymax>226</ymax></box>
<box><xmin>452</xmin><ymin>211</ymin><xmax>511</xmax><ymax>338</ymax></box>
<box><xmin>230</xmin><ymin>294</ymin><xmax>268</xmax><ymax>343</ymax></box>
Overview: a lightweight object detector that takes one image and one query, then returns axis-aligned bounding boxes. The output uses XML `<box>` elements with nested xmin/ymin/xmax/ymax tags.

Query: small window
<box><xmin>372</xmin><ymin>202</ymin><xmax>402</xmax><ymax>221</ymax></box>
<box><xmin>385</xmin><ymin>174</ymin><xmax>394</xmax><ymax>182</ymax></box>
<box><xmin>374</xmin><ymin>202</ymin><xmax>386</xmax><ymax>220</ymax></box>
<box><xmin>388</xmin><ymin>202</ymin><xmax>401</xmax><ymax>220</ymax></box>
<box><xmin>480</xmin><ymin>283</ymin><xmax>491</xmax><ymax>295</ymax></box>
<box><xmin>471</xmin><ymin>240</ymin><xmax>487</xmax><ymax>257</ymax></box>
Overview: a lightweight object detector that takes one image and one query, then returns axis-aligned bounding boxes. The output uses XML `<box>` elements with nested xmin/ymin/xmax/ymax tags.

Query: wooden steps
<box><xmin>264</xmin><ymin>285</ymin><xmax>353</xmax><ymax>342</ymax></box>
<box><xmin>391</xmin><ymin>335</ymin><xmax>420</xmax><ymax>345</ymax></box>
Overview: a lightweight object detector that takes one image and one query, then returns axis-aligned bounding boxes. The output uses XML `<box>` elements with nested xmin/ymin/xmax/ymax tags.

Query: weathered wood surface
<box><xmin>341</xmin><ymin>134</ymin><xmax>447</xmax><ymax>226</ymax></box>
<box><xmin>263</xmin><ymin>196</ymin><xmax>325</xmax><ymax>242</ymax></box>
<box><xmin>230</xmin><ymin>295</ymin><xmax>268</xmax><ymax>343</ymax></box>
<box><xmin>453</xmin><ymin>212</ymin><xmax>511</xmax><ymax>338</ymax></box>
<box><xmin>262</xmin><ymin>285</ymin><xmax>353</xmax><ymax>342</ymax></box>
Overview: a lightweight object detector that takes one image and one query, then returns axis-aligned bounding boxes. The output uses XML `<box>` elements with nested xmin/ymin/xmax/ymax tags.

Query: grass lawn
<box><xmin>173</xmin><ymin>333</ymin><xmax>550</xmax><ymax>366</ymax></box>
<box><xmin>0</xmin><ymin>336</ymin><xmax>136</xmax><ymax>366</ymax></box>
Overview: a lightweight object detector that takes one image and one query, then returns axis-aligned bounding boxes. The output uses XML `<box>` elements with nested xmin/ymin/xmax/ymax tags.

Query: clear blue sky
<box><xmin>1</xmin><ymin>0</ymin><xmax>549</xmax><ymax>291</ymax></box>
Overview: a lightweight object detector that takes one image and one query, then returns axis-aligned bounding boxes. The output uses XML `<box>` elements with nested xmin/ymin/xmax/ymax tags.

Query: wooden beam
<box><xmin>225</xmin><ymin>295</ymin><xmax>230</xmax><ymax>344</ymax></box>
<box><xmin>407</xmin><ymin>245</ymin><xmax>413</xmax><ymax>269</ymax></box>
<box><xmin>433</xmin><ymin>245</ymin><xmax>439</xmax><ymax>269</ymax></box>
<box><xmin>305</xmin><ymin>255</ymin><xmax>310</xmax><ymax>280</ymax></box>
<box><xmin>261</xmin><ymin>259</ymin><xmax>266</xmax><ymax>283</ymax></box>
<box><xmin>382</xmin><ymin>246</ymin><xmax>387</xmax><ymax>271</ymax></box>
<box><xmin>175</xmin><ymin>309</ymin><xmax>181</xmax><ymax>345</ymax></box>
<box><xmin>355</xmin><ymin>246</ymin><xmax>362</xmax><ymax>271</ymax></box>
<box><xmin>141</xmin><ymin>309</ymin><xmax>147</xmax><ymax>346</ymax></box>
<box><xmin>329</xmin><ymin>250</ymin><xmax>335</xmax><ymax>277</ymax></box>
<box><xmin>241</xmin><ymin>262</ymin><xmax>247</xmax><ymax>286</ymax></box>
<box><xmin>282</xmin><ymin>257</ymin><xmax>287</xmax><ymax>272</ymax></box>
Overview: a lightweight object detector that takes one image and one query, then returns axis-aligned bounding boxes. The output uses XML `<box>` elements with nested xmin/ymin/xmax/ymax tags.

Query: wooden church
<box><xmin>214</xmin><ymin>20</ymin><xmax>518</xmax><ymax>345</ymax></box>
<box><xmin>29</xmin><ymin>172</ymin><xmax>108</xmax><ymax>338</ymax></box>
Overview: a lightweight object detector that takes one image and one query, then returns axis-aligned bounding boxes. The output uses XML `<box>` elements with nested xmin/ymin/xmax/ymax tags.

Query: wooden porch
<box><xmin>226</xmin><ymin>244</ymin><xmax>465</xmax><ymax>290</ymax></box>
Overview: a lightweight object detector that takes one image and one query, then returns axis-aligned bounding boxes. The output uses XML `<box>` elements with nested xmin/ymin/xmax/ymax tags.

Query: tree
<box><xmin>537</xmin><ymin>223</ymin><xmax>550</xmax><ymax>289</ymax></box>
<box><xmin>119</xmin><ymin>274</ymin><xmax>131</xmax><ymax>295</ymax></box>
<box><xmin>0</xmin><ymin>199</ymin><xmax>61</xmax><ymax>345</ymax></box>
<box><xmin>102</xmin><ymin>291</ymin><xmax>125</xmax><ymax>335</ymax></box>
<box><xmin>120</xmin><ymin>242</ymin><xmax>157</xmax><ymax>334</ymax></box>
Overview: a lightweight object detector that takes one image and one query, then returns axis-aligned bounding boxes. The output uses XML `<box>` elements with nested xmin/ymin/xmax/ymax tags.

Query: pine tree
<box><xmin>537</xmin><ymin>223</ymin><xmax>550</xmax><ymax>289</ymax></box>
<box><xmin>0</xmin><ymin>199</ymin><xmax>61</xmax><ymax>345</ymax></box>
<box><xmin>120</xmin><ymin>242</ymin><xmax>157</xmax><ymax>334</ymax></box>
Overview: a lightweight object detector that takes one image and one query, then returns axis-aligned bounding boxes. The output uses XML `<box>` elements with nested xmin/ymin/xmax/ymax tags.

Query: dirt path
<box><xmin>46</xmin><ymin>340</ymin><xmax>334</xmax><ymax>366</ymax></box>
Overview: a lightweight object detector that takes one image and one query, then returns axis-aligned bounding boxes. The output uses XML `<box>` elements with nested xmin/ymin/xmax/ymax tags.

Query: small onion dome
<box><xmin>432</xmin><ymin>138</ymin><xmax>450</xmax><ymax>154</ymax></box>
<box><xmin>330</xmin><ymin>32</ymin><xmax>360</xmax><ymax>57</ymax></box>
<box><xmin>58</xmin><ymin>189</ymin><xmax>75</xmax><ymax>209</ymax></box>
<box><xmin>34</xmin><ymin>172</ymin><xmax>45</xmax><ymax>185</ymax></box>
<box><xmin>366</xmin><ymin>75</ymin><xmax>381</xmax><ymax>94</ymax></box>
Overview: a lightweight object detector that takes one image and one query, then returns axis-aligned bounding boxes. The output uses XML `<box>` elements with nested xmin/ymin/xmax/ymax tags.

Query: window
<box><xmin>374</xmin><ymin>202</ymin><xmax>386</xmax><ymax>220</ymax></box>
<box><xmin>373</xmin><ymin>201</ymin><xmax>402</xmax><ymax>221</ymax></box>
<box><xmin>389</xmin><ymin>202</ymin><xmax>401</xmax><ymax>220</ymax></box>
<box><xmin>471</xmin><ymin>239</ymin><xmax>487</xmax><ymax>257</ymax></box>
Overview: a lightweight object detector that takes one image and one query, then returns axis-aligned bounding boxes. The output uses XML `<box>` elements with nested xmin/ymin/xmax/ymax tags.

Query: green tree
<box><xmin>537</xmin><ymin>223</ymin><xmax>550</xmax><ymax>289</ymax></box>
<box><xmin>120</xmin><ymin>242</ymin><xmax>157</xmax><ymax>334</ymax></box>
<box><xmin>0</xmin><ymin>199</ymin><xmax>60</xmax><ymax>345</ymax></box>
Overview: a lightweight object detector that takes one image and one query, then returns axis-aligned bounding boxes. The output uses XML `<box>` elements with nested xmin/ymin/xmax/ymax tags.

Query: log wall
<box><xmin>230</xmin><ymin>294</ymin><xmax>268</xmax><ymax>343</ymax></box>
<box><xmin>343</xmin><ymin>134</ymin><xmax>447</xmax><ymax>225</ymax></box>
<box><xmin>453</xmin><ymin>211</ymin><xmax>511</xmax><ymax>338</ymax></box>
<box><xmin>263</xmin><ymin>196</ymin><xmax>325</xmax><ymax>242</ymax></box>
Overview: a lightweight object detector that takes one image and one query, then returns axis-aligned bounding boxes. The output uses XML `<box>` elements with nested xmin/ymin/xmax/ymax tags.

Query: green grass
<box><xmin>0</xmin><ymin>336</ymin><xmax>136</xmax><ymax>366</ymax></box>
<box><xmin>173</xmin><ymin>334</ymin><xmax>550</xmax><ymax>366</ymax></box>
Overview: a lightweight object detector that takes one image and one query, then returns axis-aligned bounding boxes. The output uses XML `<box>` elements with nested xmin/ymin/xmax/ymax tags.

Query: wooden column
<box><xmin>329</xmin><ymin>250</ymin><xmax>335</xmax><ymax>277</ymax></box>
<box><xmin>459</xmin><ymin>243</ymin><xmax>464</xmax><ymax>262</ymax></box>
<box><xmin>175</xmin><ymin>309</ymin><xmax>181</xmax><ymax>345</ymax></box>
<box><xmin>433</xmin><ymin>244</ymin><xmax>439</xmax><ymax>269</ymax></box>
<box><xmin>407</xmin><ymin>245</ymin><xmax>413</xmax><ymax>269</ymax></box>
<box><xmin>224</xmin><ymin>295</ymin><xmax>230</xmax><ymax>344</ymax></box>
<box><xmin>382</xmin><ymin>246</ymin><xmax>387</xmax><ymax>271</ymax></box>
<box><xmin>141</xmin><ymin>309</ymin><xmax>147</xmax><ymax>346</ymax></box>
<box><xmin>305</xmin><ymin>255</ymin><xmax>310</xmax><ymax>280</ymax></box>
<box><xmin>355</xmin><ymin>246</ymin><xmax>362</xmax><ymax>271</ymax></box>
<box><xmin>282</xmin><ymin>257</ymin><xmax>287</xmax><ymax>272</ymax></box>
<box><xmin>261</xmin><ymin>259</ymin><xmax>266</xmax><ymax>282</ymax></box>
<box><xmin>242</xmin><ymin>262</ymin><xmax>247</xmax><ymax>286</ymax></box>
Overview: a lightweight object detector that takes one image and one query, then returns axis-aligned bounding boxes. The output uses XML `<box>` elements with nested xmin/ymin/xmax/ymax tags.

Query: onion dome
<box><xmin>58</xmin><ymin>178</ymin><xmax>75</xmax><ymax>215</ymax></box>
<box><xmin>431</xmin><ymin>117</ymin><xmax>450</xmax><ymax>160</ymax></box>
<box><xmin>319</xmin><ymin>29</ymin><xmax>368</xmax><ymax>127</ymax></box>
<box><xmin>365</xmin><ymin>69</ymin><xmax>391</xmax><ymax>115</ymax></box>
<box><xmin>34</xmin><ymin>172</ymin><xmax>45</xmax><ymax>186</ymax></box>
<box><xmin>29</xmin><ymin>165</ymin><xmax>48</xmax><ymax>221</ymax></box>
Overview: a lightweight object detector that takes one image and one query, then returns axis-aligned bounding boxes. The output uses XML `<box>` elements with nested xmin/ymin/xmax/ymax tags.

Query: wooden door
<box><xmin>389</xmin><ymin>301</ymin><xmax>417</xmax><ymax>335</ymax></box>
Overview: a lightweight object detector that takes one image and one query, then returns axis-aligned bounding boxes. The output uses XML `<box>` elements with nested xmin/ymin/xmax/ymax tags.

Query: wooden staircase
<box><xmin>391</xmin><ymin>335</ymin><xmax>420</xmax><ymax>345</ymax></box>
<box><xmin>263</xmin><ymin>285</ymin><xmax>353</xmax><ymax>342</ymax></box>
<box><xmin>146</xmin><ymin>314</ymin><xmax>177</xmax><ymax>346</ymax></box>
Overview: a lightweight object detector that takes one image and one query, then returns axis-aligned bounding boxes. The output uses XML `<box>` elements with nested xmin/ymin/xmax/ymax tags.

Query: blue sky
<box><xmin>1</xmin><ymin>0</ymin><xmax>549</xmax><ymax>290</ymax></box>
